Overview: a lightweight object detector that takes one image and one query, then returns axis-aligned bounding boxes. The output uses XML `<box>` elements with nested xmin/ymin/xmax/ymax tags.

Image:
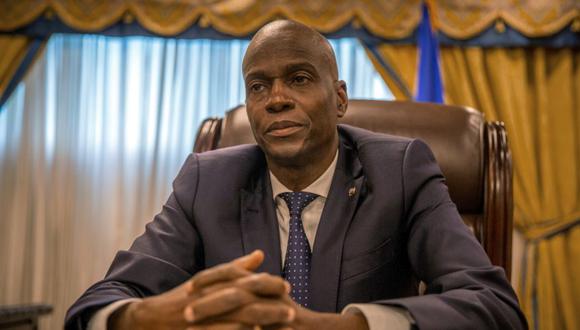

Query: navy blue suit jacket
<box><xmin>65</xmin><ymin>125</ymin><xmax>526</xmax><ymax>329</ymax></box>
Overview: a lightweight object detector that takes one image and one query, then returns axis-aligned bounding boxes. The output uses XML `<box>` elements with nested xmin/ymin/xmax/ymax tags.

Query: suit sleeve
<box><xmin>64</xmin><ymin>153</ymin><xmax>205</xmax><ymax>330</ymax></box>
<box><xmin>376</xmin><ymin>139</ymin><xmax>527</xmax><ymax>330</ymax></box>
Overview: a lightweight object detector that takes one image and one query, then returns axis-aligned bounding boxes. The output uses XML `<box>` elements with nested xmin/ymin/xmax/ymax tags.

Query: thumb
<box><xmin>184</xmin><ymin>250</ymin><xmax>265</xmax><ymax>295</ymax></box>
<box><xmin>233</xmin><ymin>249</ymin><xmax>264</xmax><ymax>271</ymax></box>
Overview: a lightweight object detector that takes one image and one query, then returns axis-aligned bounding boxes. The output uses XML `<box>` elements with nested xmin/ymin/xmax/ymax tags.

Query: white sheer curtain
<box><xmin>0</xmin><ymin>34</ymin><xmax>392</xmax><ymax>329</ymax></box>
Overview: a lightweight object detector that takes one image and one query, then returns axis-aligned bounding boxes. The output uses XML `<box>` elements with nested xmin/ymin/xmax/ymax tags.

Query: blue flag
<box><xmin>415</xmin><ymin>3</ymin><xmax>444</xmax><ymax>103</ymax></box>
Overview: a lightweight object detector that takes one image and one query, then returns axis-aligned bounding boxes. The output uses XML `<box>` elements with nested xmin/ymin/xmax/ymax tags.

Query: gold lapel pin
<box><xmin>348</xmin><ymin>186</ymin><xmax>356</xmax><ymax>197</ymax></box>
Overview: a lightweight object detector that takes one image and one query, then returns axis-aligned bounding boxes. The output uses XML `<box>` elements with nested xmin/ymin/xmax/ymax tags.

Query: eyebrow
<box><xmin>244</xmin><ymin>62</ymin><xmax>319</xmax><ymax>82</ymax></box>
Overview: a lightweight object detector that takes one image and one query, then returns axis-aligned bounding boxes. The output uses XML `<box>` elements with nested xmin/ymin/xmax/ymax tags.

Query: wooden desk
<box><xmin>0</xmin><ymin>305</ymin><xmax>52</xmax><ymax>330</ymax></box>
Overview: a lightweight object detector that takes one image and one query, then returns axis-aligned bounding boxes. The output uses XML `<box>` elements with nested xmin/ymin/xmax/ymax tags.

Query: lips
<box><xmin>266</xmin><ymin>120</ymin><xmax>304</xmax><ymax>137</ymax></box>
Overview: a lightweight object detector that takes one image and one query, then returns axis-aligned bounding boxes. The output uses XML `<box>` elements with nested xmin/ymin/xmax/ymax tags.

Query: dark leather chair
<box><xmin>0</xmin><ymin>304</ymin><xmax>52</xmax><ymax>329</ymax></box>
<box><xmin>193</xmin><ymin>100</ymin><xmax>513</xmax><ymax>278</ymax></box>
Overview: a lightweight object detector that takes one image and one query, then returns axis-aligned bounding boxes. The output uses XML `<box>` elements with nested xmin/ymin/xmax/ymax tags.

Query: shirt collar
<box><xmin>269</xmin><ymin>149</ymin><xmax>339</xmax><ymax>199</ymax></box>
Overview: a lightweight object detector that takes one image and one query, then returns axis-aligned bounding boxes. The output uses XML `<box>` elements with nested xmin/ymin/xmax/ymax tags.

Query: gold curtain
<box><xmin>1</xmin><ymin>0</ymin><xmax>577</xmax><ymax>106</ymax></box>
<box><xmin>0</xmin><ymin>35</ymin><xmax>40</xmax><ymax>103</ymax></box>
<box><xmin>432</xmin><ymin>0</ymin><xmax>580</xmax><ymax>38</ymax></box>
<box><xmin>2</xmin><ymin>0</ymin><xmax>577</xmax><ymax>38</ymax></box>
<box><xmin>0</xmin><ymin>0</ymin><xmax>421</xmax><ymax>38</ymax></box>
<box><xmin>0</xmin><ymin>0</ymin><xmax>422</xmax><ymax>105</ymax></box>
<box><xmin>364</xmin><ymin>44</ymin><xmax>417</xmax><ymax>100</ymax></box>
<box><xmin>439</xmin><ymin>46</ymin><xmax>580</xmax><ymax>330</ymax></box>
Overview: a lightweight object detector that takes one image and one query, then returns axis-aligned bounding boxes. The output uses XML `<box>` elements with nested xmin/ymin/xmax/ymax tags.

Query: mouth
<box><xmin>266</xmin><ymin>120</ymin><xmax>304</xmax><ymax>137</ymax></box>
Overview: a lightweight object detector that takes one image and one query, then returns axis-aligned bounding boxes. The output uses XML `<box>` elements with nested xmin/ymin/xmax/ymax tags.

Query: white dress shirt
<box><xmin>270</xmin><ymin>150</ymin><xmax>413</xmax><ymax>330</ymax></box>
<box><xmin>89</xmin><ymin>150</ymin><xmax>413</xmax><ymax>330</ymax></box>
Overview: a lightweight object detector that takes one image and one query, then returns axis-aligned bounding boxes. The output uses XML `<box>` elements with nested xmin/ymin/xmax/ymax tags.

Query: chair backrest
<box><xmin>194</xmin><ymin>99</ymin><xmax>513</xmax><ymax>277</ymax></box>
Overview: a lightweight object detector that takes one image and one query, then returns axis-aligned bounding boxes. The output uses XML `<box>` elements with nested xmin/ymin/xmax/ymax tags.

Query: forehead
<box><xmin>243</xmin><ymin>33</ymin><xmax>330</xmax><ymax>77</ymax></box>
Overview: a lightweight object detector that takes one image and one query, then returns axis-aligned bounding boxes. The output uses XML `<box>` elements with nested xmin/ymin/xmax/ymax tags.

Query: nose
<box><xmin>266</xmin><ymin>80</ymin><xmax>294</xmax><ymax>113</ymax></box>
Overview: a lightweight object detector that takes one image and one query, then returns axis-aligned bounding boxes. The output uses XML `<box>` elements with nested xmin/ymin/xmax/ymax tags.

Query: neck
<box><xmin>267</xmin><ymin>137</ymin><xmax>338</xmax><ymax>191</ymax></box>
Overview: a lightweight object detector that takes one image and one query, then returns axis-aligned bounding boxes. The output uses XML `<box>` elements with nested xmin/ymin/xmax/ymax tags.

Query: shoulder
<box><xmin>337</xmin><ymin>124</ymin><xmax>441</xmax><ymax>187</ymax></box>
<box><xmin>172</xmin><ymin>144</ymin><xmax>266</xmax><ymax>203</ymax></box>
<box><xmin>176</xmin><ymin>144</ymin><xmax>264</xmax><ymax>175</ymax></box>
<box><xmin>338</xmin><ymin>124</ymin><xmax>434</xmax><ymax>162</ymax></box>
<box><xmin>194</xmin><ymin>144</ymin><xmax>265</xmax><ymax>166</ymax></box>
<box><xmin>338</xmin><ymin>124</ymin><xmax>412</xmax><ymax>146</ymax></box>
<box><xmin>203</xmin><ymin>144</ymin><xmax>266</xmax><ymax>185</ymax></box>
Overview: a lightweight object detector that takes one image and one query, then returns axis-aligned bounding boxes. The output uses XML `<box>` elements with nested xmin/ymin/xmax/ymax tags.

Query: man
<box><xmin>66</xmin><ymin>20</ymin><xmax>527</xmax><ymax>329</ymax></box>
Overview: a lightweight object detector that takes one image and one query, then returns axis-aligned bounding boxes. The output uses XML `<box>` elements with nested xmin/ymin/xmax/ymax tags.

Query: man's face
<box><xmin>243</xmin><ymin>32</ymin><xmax>347</xmax><ymax>166</ymax></box>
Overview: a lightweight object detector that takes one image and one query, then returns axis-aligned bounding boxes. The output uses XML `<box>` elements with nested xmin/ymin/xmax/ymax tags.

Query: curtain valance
<box><xmin>432</xmin><ymin>0</ymin><xmax>579</xmax><ymax>39</ymax></box>
<box><xmin>0</xmin><ymin>0</ymin><xmax>421</xmax><ymax>38</ymax></box>
<box><xmin>0</xmin><ymin>0</ymin><xmax>580</xmax><ymax>39</ymax></box>
<box><xmin>1</xmin><ymin>1</ymin><xmax>578</xmax><ymax>39</ymax></box>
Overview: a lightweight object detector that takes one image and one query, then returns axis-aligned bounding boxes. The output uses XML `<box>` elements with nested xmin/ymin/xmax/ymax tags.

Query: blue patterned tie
<box><xmin>279</xmin><ymin>191</ymin><xmax>318</xmax><ymax>307</ymax></box>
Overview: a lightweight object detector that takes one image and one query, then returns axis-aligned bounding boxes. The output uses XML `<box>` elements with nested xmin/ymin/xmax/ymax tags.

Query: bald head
<box><xmin>242</xmin><ymin>20</ymin><xmax>339</xmax><ymax>79</ymax></box>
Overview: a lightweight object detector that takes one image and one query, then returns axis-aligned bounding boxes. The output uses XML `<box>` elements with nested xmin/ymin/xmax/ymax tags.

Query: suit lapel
<box><xmin>310</xmin><ymin>139</ymin><xmax>364</xmax><ymax>312</ymax></box>
<box><xmin>240</xmin><ymin>172</ymin><xmax>282</xmax><ymax>276</ymax></box>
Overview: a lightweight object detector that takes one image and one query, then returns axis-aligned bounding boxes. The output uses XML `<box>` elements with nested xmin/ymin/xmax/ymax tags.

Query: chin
<box><xmin>263</xmin><ymin>142</ymin><xmax>306</xmax><ymax>165</ymax></box>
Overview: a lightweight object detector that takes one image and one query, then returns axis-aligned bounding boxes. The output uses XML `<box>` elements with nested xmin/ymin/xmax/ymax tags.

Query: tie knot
<box><xmin>279</xmin><ymin>192</ymin><xmax>318</xmax><ymax>216</ymax></box>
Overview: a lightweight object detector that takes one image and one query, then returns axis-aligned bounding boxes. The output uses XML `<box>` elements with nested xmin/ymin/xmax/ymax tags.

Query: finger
<box><xmin>219</xmin><ymin>302</ymin><xmax>295</xmax><ymax>326</ymax></box>
<box><xmin>200</xmin><ymin>273</ymin><xmax>290</xmax><ymax>298</ymax></box>
<box><xmin>232</xmin><ymin>250</ymin><xmax>264</xmax><ymax>271</ymax></box>
<box><xmin>188</xmin><ymin>250</ymin><xmax>265</xmax><ymax>294</ymax></box>
<box><xmin>188</xmin><ymin>265</ymin><xmax>252</xmax><ymax>295</ymax></box>
<box><xmin>186</xmin><ymin>322</ymin><xmax>254</xmax><ymax>330</ymax></box>
<box><xmin>185</xmin><ymin>287</ymin><xmax>256</xmax><ymax>323</ymax></box>
<box><xmin>190</xmin><ymin>300</ymin><xmax>295</xmax><ymax>327</ymax></box>
<box><xmin>263</xmin><ymin>326</ymin><xmax>293</xmax><ymax>330</ymax></box>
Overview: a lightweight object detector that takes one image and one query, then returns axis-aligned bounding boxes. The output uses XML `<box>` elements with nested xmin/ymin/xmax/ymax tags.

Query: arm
<box><xmin>65</xmin><ymin>153</ymin><xmax>204</xmax><ymax>329</ymax></box>
<box><xmin>72</xmin><ymin>248</ymin><xmax>295</xmax><ymax>330</ymax></box>
<box><xmin>107</xmin><ymin>251</ymin><xmax>294</xmax><ymax>330</ymax></box>
<box><xmin>183</xmin><ymin>140</ymin><xmax>525</xmax><ymax>330</ymax></box>
<box><xmin>375</xmin><ymin>139</ymin><xmax>527</xmax><ymax>329</ymax></box>
<box><xmin>66</xmin><ymin>153</ymin><xmax>295</xmax><ymax>330</ymax></box>
<box><xmin>251</xmin><ymin>139</ymin><xmax>524</xmax><ymax>330</ymax></box>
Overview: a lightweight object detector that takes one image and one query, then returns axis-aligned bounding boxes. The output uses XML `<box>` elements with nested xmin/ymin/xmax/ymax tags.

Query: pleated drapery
<box><xmin>0</xmin><ymin>34</ymin><xmax>392</xmax><ymax>329</ymax></box>
<box><xmin>439</xmin><ymin>47</ymin><xmax>580</xmax><ymax>329</ymax></box>
<box><xmin>0</xmin><ymin>0</ymin><xmax>422</xmax><ymax>38</ymax></box>
<box><xmin>0</xmin><ymin>36</ymin><xmax>29</xmax><ymax>97</ymax></box>
<box><xmin>0</xmin><ymin>35</ymin><xmax>45</xmax><ymax>106</ymax></box>
<box><xmin>365</xmin><ymin>44</ymin><xmax>418</xmax><ymax>100</ymax></box>
<box><xmin>1</xmin><ymin>0</ymin><xmax>575</xmax><ymax>38</ymax></box>
<box><xmin>0</xmin><ymin>35</ymin><xmax>252</xmax><ymax>329</ymax></box>
<box><xmin>2</xmin><ymin>0</ymin><xmax>578</xmax><ymax>106</ymax></box>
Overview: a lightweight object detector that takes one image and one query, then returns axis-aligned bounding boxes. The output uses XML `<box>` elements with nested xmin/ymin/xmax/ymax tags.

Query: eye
<box><xmin>249</xmin><ymin>82</ymin><xmax>265</xmax><ymax>93</ymax></box>
<box><xmin>292</xmin><ymin>74</ymin><xmax>310</xmax><ymax>85</ymax></box>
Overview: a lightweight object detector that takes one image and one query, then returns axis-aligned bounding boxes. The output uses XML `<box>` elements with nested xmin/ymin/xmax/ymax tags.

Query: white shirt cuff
<box><xmin>87</xmin><ymin>298</ymin><xmax>141</xmax><ymax>330</ymax></box>
<box><xmin>342</xmin><ymin>303</ymin><xmax>414</xmax><ymax>330</ymax></box>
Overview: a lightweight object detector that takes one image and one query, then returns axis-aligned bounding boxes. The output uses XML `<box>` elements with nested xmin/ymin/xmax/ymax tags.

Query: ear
<box><xmin>335</xmin><ymin>80</ymin><xmax>348</xmax><ymax>118</ymax></box>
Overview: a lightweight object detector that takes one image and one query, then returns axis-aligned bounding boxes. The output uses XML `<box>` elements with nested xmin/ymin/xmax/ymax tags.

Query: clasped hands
<box><xmin>109</xmin><ymin>250</ymin><xmax>368</xmax><ymax>330</ymax></box>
